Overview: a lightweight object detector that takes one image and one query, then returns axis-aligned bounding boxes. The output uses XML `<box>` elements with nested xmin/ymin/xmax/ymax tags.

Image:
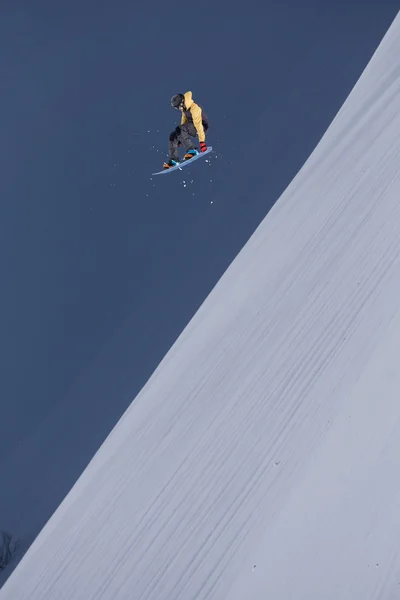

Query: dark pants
<box><xmin>169</xmin><ymin>122</ymin><xmax>207</xmax><ymax>161</ymax></box>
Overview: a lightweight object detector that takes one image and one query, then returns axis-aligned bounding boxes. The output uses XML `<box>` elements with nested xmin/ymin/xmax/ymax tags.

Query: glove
<box><xmin>200</xmin><ymin>141</ymin><xmax>207</xmax><ymax>152</ymax></box>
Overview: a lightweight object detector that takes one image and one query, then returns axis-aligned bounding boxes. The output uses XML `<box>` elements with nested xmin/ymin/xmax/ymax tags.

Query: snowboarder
<box><xmin>163</xmin><ymin>91</ymin><xmax>209</xmax><ymax>169</ymax></box>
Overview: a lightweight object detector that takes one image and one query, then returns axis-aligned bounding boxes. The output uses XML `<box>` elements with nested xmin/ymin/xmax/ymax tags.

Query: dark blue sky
<box><xmin>1</xmin><ymin>0</ymin><xmax>398</xmax><ymax>585</ymax></box>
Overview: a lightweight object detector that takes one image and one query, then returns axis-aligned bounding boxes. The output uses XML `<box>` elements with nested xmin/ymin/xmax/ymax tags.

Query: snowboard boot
<box><xmin>183</xmin><ymin>149</ymin><xmax>199</xmax><ymax>161</ymax></box>
<box><xmin>163</xmin><ymin>159</ymin><xmax>179</xmax><ymax>169</ymax></box>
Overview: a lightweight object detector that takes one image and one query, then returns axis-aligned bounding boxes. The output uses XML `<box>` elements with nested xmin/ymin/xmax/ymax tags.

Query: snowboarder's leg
<box><xmin>176</xmin><ymin>123</ymin><xmax>200</xmax><ymax>161</ymax></box>
<box><xmin>168</xmin><ymin>128</ymin><xmax>181</xmax><ymax>162</ymax></box>
<box><xmin>165</xmin><ymin>123</ymin><xmax>198</xmax><ymax>169</ymax></box>
<box><xmin>176</xmin><ymin>123</ymin><xmax>197</xmax><ymax>152</ymax></box>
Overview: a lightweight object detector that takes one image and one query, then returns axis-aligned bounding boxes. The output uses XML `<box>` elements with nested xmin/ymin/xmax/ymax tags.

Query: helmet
<box><xmin>171</xmin><ymin>93</ymin><xmax>184</xmax><ymax>109</ymax></box>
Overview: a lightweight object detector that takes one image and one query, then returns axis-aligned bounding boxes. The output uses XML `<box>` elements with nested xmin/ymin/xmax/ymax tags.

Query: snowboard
<box><xmin>152</xmin><ymin>146</ymin><xmax>213</xmax><ymax>176</ymax></box>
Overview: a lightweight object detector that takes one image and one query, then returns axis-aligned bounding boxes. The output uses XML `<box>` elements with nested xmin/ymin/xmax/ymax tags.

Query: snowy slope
<box><xmin>2</xmin><ymin>12</ymin><xmax>400</xmax><ymax>600</ymax></box>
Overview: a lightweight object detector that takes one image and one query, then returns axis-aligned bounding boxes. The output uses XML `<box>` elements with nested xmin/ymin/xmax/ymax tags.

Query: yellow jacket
<box><xmin>180</xmin><ymin>91</ymin><xmax>206</xmax><ymax>143</ymax></box>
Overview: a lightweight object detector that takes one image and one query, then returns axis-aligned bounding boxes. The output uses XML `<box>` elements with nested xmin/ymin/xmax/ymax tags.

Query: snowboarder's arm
<box><xmin>190</xmin><ymin>103</ymin><xmax>206</xmax><ymax>142</ymax></box>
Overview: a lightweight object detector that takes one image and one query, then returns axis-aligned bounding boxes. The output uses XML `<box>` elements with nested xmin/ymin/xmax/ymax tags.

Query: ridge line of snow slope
<box><xmin>2</xmin><ymin>11</ymin><xmax>400</xmax><ymax>600</ymax></box>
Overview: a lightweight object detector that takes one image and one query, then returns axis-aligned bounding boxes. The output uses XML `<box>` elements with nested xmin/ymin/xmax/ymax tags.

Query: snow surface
<box><xmin>2</xmin><ymin>12</ymin><xmax>400</xmax><ymax>600</ymax></box>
